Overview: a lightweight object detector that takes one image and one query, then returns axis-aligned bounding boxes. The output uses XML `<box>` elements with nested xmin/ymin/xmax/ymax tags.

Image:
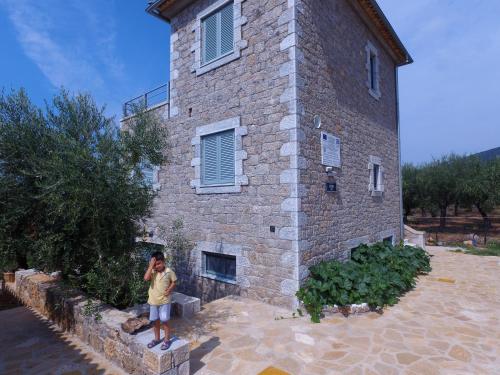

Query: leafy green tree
<box><xmin>418</xmin><ymin>155</ymin><xmax>461</xmax><ymax>227</ymax></box>
<box><xmin>402</xmin><ymin>163</ymin><xmax>419</xmax><ymax>222</ymax></box>
<box><xmin>460</xmin><ymin>156</ymin><xmax>500</xmax><ymax>233</ymax></box>
<box><xmin>0</xmin><ymin>89</ymin><xmax>167</xmax><ymax>307</ymax></box>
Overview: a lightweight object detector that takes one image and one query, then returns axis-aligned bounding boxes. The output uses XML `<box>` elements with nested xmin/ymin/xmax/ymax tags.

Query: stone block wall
<box><xmin>295</xmin><ymin>0</ymin><xmax>403</xmax><ymax>274</ymax></box>
<box><xmin>7</xmin><ymin>270</ymin><xmax>190</xmax><ymax>375</ymax></box>
<box><xmin>144</xmin><ymin>0</ymin><xmax>300</xmax><ymax>308</ymax></box>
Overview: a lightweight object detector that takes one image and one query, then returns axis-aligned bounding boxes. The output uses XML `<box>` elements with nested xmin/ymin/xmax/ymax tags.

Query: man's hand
<box><xmin>144</xmin><ymin>258</ymin><xmax>156</xmax><ymax>281</ymax></box>
<box><xmin>164</xmin><ymin>281</ymin><xmax>176</xmax><ymax>297</ymax></box>
<box><xmin>148</xmin><ymin>257</ymin><xmax>156</xmax><ymax>269</ymax></box>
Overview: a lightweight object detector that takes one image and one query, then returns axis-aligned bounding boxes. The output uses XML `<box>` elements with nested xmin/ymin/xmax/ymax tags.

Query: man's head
<box><xmin>151</xmin><ymin>251</ymin><xmax>166</xmax><ymax>272</ymax></box>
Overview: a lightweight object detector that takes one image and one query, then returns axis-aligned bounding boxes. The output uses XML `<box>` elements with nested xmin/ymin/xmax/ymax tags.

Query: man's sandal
<box><xmin>147</xmin><ymin>339</ymin><xmax>162</xmax><ymax>349</ymax></box>
<box><xmin>161</xmin><ymin>339</ymin><xmax>171</xmax><ymax>350</ymax></box>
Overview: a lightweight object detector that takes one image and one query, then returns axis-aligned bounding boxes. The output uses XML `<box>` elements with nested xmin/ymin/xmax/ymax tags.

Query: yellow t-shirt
<box><xmin>147</xmin><ymin>268</ymin><xmax>177</xmax><ymax>305</ymax></box>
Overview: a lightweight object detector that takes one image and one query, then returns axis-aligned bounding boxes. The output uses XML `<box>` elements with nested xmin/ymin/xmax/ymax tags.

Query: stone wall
<box><xmin>7</xmin><ymin>270</ymin><xmax>190</xmax><ymax>375</ymax></box>
<box><xmin>295</xmin><ymin>0</ymin><xmax>403</xmax><ymax>274</ymax></box>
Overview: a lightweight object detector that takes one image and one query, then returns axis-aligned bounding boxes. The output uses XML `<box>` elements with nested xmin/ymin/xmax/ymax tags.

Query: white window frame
<box><xmin>191</xmin><ymin>116</ymin><xmax>248</xmax><ymax>194</ymax></box>
<box><xmin>368</xmin><ymin>155</ymin><xmax>384</xmax><ymax>196</ymax></box>
<box><xmin>191</xmin><ymin>0</ymin><xmax>248</xmax><ymax>76</ymax></box>
<box><xmin>365</xmin><ymin>41</ymin><xmax>381</xmax><ymax>100</ymax></box>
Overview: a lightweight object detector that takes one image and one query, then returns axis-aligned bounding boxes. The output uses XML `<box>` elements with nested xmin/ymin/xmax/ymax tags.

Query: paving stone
<box><xmin>396</xmin><ymin>352</ymin><xmax>421</xmax><ymax>365</ymax></box>
<box><xmin>258</xmin><ymin>367</ymin><xmax>290</xmax><ymax>375</ymax></box>
<box><xmin>448</xmin><ymin>345</ymin><xmax>472</xmax><ymax>362</ymax></box>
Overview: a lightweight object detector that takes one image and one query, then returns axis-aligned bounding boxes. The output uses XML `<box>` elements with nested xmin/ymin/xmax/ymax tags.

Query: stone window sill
<box><xmin>200</xmin><ymin>272</ymin><xmax>237</xmax><ymax>285</ymax></box>
<box><xmin>196</xmin><ymin>51</ymin><xmax>240</xmax><ymax>76</ymax></box>
<box><xmin>195</xmin><ymin>185</ymin><xmax>242</xmax><ymax>194</ymax></box>
<box><xmin>369</xmin><ymin>88</ymin><xmax>381</xmax><ymax>100</ymax></box>
<box><xmin>370</xmin><ymin>190</ymin><xmax>383</xmax><ymax>197</ymax></box>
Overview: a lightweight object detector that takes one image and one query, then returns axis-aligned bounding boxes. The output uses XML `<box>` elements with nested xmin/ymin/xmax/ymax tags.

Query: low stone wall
<box><xmin>404</xmin><ymin>225</ymin><xmax>426</xmax><ymax>250</ymax></box>
<box><xmin>6</xmin><ymin>269</ymin><xmax>190</xmax><ymax>375</ymax></box>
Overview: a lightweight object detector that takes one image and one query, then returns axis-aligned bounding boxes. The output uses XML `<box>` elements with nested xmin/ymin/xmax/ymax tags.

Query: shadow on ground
<box><xmin>0</xmin><ymin>306</ymin><xmax>124</xmax><ymax>375</ymax></box>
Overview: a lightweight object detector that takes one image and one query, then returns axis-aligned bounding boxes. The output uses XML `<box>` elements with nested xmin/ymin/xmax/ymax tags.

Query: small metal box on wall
<box><xmin>325</xmin><ymin>182</ymin><xmax>337</xmax><ymax>193</ymax></box>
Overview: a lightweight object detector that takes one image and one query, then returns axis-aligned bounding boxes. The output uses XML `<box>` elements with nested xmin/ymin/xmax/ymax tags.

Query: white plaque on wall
<box><xmin>321</xmin><ymin>132</ymin><xmax>341</xmax><ymax>167</ymax></box>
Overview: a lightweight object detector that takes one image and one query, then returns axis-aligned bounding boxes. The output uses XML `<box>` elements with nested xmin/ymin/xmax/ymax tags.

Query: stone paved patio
<box><xmin>171</xmin><ymin>246</ymin><xmax>499</xmax><ymax>374</ymax></box>
<box><xmin>1</xmin><ymin>247</ymin><xmax>498</xmax><ymax>374</ymax></box>
<box><xmin>0</xmin><ymin>306</ymin><xmax>125</xmax><ymax>375</ymax></box>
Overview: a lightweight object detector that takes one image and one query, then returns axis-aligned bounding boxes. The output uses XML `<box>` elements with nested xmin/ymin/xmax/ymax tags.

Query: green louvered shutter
<box><xmin>202</xmin><ymin>2</ymin><xmax>234</xmax><ymax>64</ymax></box>
<box><xmin>201</xmin><ymin>130</ymin><xmax>235</xmax><ymax>186</ymax></box>
<box><xmin>220</xmin><ymin>3</ymin><xmax>234</xmax><ymax>55</ymax></box>
<box><xmin>219</xmin><ymin>130</ymin><xmax>235</xmax><ymax>184</ymax></box>
<box><xmin>202</xmin><ymin>134</ymin><xmax>219</xmax><ymax>185</ymax></box>
<box><xmin>203</xmin><ymin>12</ymin><xmax>218</xmax><ymax>63</ymax></box>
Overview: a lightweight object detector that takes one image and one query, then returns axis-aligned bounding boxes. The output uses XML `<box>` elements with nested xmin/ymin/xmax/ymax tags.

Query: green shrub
<box><xmin>296</xmin><ymin>242</ymin><xmax>431</xmax><ymax>322</ymax></box>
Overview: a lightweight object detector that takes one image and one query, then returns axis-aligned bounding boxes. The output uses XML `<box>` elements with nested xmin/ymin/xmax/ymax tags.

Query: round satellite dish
<box><xmin>313</xmin><ymin>115</ymin><xmax>321</xmax><ymax>129</ymax></box>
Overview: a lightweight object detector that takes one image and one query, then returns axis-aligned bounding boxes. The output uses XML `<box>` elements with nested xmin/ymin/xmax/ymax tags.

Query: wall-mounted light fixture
<box><xmin>313</xmin><ymin>115</ymin><xmax>321</xmax><ymax>129</ymax></box>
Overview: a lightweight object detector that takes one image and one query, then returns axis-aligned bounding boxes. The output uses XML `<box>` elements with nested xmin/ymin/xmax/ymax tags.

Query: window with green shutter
<box><xmin>201</xmin><ymin>129</ymin><xmax>235</xmax><ymax>186</ymax></box>
<box><xmin>201</xmin><ymin>2</ymin><xmax>234</xmax><ymax>65</ymax></box>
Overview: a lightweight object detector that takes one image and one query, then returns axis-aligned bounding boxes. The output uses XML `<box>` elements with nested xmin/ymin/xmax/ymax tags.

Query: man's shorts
<box><xmin>149</xmin><ymin>303</ymin><xmax>171</xmax><ymax>322</ymax></box>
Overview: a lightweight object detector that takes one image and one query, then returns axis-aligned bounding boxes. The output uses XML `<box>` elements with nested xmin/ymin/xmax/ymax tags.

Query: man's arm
<box><xmin>165</xmin><ymin>281</ymin><xmax>176</xmax><ymax>297</ymax></box>
<box><xmin>144</xmin><ymin>258</ymin><xmax>156</xmax><ymax>281</ymax></box>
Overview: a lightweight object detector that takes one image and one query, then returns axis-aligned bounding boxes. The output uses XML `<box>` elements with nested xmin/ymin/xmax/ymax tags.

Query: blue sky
<box><xmin>0</xmin><ymin>0</ymin><xmax>498</xmax><ymax>164</ymax></box>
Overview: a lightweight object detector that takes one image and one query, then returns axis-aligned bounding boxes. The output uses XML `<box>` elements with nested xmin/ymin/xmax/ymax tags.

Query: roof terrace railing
<box><xmin>123</xmin><ymin>83</ymin><xmax>170</xmax><ymax>117</ymax></box>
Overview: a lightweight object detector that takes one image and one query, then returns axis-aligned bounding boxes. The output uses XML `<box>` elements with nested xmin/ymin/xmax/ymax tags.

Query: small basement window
<box><xmin>203</xmin><ymin>252</ymin><xmax>236</xmax><ymax>282</ymax></box>
<box><xmin>383</xmin><ymin>236</ymin><xmax>394</xmax><ymax>245</ymax></box>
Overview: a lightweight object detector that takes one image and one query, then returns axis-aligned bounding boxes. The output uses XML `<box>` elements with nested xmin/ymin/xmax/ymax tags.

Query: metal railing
<box><xmin>123</xmin><ymin>83</ymin><xmax>169</xmax><ymax>117</ymax></box>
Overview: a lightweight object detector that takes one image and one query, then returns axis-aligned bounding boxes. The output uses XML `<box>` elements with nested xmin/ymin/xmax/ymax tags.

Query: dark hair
<box><xmin>151</xmin><ymin>251</ymin><xmax>165</xmax><ymax>262</ymax></box>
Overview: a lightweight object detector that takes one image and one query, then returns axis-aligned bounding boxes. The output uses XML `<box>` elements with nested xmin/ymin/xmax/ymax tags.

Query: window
<box><xmin>202</xmin><ymin>2</ymin><xmax>234</xmax><ymax>65</ymax></box>
<box><xmin>139</xmin><ymin>160</ymin><xmax>160</xmax><ymax>190</ymax></box>
<box><xmin>369</xmin><ymin>54</ymin><xmax>377</xmax><ymax>90</ymax></box>
<box><xmin>365</xmin><ymin>42</ymin><xmax>381</xmax><ymax>99</ymax></box>
<box><xmin>368</xmin><ymin>156</ymin><xmax>384</xmax><ymax>196</ymax></box>
<box><xmin>373</xmin><ymin>163</ymin><xmax>380</xmax><ymax>191</ymax></box>
<box><xmin>193</xmin><ymin>0</ymin><xmax>247</xmax><ymax>76</ymax></box>
<box><xmin>383</xmin><ymin>236</ymin><xmax>393</xmax><ymax>245</ymax></box>
<box><xmin>191</xmin><ymin>117</ymin><xmax>247</xmax><ymax>194</ymax></box>
<box><xmin>203</xmin><ymin>252</ymin><xmax>236</xmax><ymax>281</ymax></box>
<box><xmin>201</xmin><ymin>129</ymin><xmax>235</xmax><ymax>186</ymax></box>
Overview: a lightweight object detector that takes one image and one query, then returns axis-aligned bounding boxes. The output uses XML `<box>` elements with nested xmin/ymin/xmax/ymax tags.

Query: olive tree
<box><xmin>0</xmin><ymin>89</ymin><xmax>167</xmax><ymax>307</ymax></box>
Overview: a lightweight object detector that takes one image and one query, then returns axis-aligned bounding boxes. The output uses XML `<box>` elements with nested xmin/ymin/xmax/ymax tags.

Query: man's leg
<box><xmin>147</xmin><ymin>305</ymin><xmax>162</xmax><ymax>348</ymax></box>
<box><xmin>154</xmin><ymin>320</ymin><xmax>161</xmax><ymax>341</ymax></box>
<box><xmin>162</xmin><ymin>321</ymin><xmax>171</xmax><ymax>342</ymax></box>
<box><xmin>159</xmin><ymin>304</ymin><xmax>172</xmax><ymax>347</ymax></box>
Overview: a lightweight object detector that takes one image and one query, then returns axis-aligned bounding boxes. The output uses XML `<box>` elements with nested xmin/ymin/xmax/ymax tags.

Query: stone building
<box><xmin>125</xmin><ymin>0</ymin><xmax>412</xmax><ymax>308</ymax></box>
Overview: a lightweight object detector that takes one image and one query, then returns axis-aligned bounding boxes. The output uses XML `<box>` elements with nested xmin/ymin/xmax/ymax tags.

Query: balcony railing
<box><xmin>123</xmin><ymin>83</ymin><xmax>169</xmax><ymax>117</ymax></box>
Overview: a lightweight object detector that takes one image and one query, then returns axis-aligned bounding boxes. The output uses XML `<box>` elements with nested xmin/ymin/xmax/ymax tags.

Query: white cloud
<box><xmin>2</xmin><ymin>0</ymin><xmax>123</xmax><ymax>108</ymax></box>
